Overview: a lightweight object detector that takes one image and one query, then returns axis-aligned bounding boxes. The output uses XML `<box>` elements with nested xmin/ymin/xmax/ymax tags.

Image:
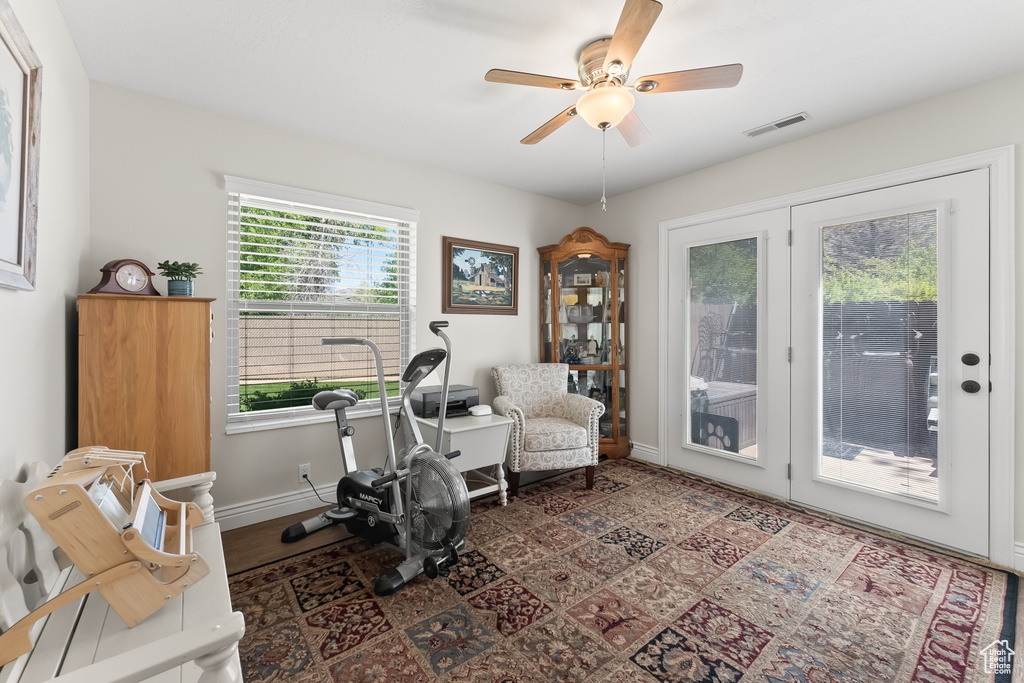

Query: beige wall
<box><xmin>0</xmin><ymin>0</ymin><xmax>90</xmax><ymax>480</ymax></box>
<box><xmin>88</xmin><ymin>82</ymin><xmax>585</xmax><ymax>518</ymax></box>
<box><xmin>583</xmin><ymin>69</ymin><xmax>1024</xmax><ymax>542</ymax></box>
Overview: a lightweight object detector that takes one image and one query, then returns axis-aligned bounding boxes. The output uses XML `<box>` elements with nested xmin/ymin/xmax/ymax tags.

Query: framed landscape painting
<box><xmin>0</xmin><ymin>3</ymin><xmax>41</xmax><ymax>291</ymax></box>
<box><xmin>443</xmin><ymin>236</ymin><xmax>518</xmax><ymax>315</ymax></box>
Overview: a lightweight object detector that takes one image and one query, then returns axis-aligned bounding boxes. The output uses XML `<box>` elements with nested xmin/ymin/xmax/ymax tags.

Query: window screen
<box><xmin>225</xmin><ymin>177</ymin><xmax>417</xmax><ymax>431</ymax></box>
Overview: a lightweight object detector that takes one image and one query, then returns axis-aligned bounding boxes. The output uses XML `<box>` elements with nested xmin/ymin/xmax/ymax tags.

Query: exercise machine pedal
<box><xmin>325</xmin><ymin>506</ymin><xmax>358</xmax><ymax>521</ymax></box>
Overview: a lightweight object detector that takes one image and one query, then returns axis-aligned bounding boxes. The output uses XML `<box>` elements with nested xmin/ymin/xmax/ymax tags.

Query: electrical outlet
<box><xmin>298</xmin><ymin>463</ymin><xmax>311</xmax><ymax>484</ymax></box>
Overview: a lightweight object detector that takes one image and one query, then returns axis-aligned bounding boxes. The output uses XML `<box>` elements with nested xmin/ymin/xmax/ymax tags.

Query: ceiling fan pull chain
<box><xmin>601</xmin><ymin>127</ymin><xmax>608</xmax><ymax>212</ymax></box>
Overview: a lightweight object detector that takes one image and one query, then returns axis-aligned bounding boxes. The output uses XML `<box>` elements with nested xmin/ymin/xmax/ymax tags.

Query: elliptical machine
<box><xmin>281</xmin><ymin>321</ymin><xmax>470</xmax><ymax>596</ymax></box>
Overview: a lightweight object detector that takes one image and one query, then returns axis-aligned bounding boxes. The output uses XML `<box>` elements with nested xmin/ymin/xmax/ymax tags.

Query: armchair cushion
<box><xmin>524</xmin><ymin>417</ymin><xmax>588</xmax><ymax>452</ymax></box>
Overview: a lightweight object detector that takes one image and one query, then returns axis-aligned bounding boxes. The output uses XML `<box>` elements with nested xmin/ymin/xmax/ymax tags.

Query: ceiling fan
<box><xmin>485</xmin><ymin>0</ymin><xmax>743</xmax><ymax>146</ymax></box>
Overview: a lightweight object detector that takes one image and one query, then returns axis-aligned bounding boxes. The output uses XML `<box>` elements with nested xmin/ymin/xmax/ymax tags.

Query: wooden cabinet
<box><xmin>78</xmin><ymin>294</ymin><xmax>214</xmax><ymax>480</ymax></box>
<box><xmin>538</xmin><ymin>228</ymin><xmax>630</xmax><ymax>458</ymax></box>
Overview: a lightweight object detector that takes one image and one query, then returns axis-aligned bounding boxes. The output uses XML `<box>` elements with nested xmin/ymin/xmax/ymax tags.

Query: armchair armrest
<box><xmin>493</xmin><ymin>395</ymin><xmax>525</xmax><ymax>471</ymax></box>
<box><xmin>493</xmin><ymin>395</ymin><xmax>523</xmax><ymax>424</ymax></box>
<box><xmin>557</xmin><ymin>393</ymin><xmax>605</xmax><ymax>428</ymax></box>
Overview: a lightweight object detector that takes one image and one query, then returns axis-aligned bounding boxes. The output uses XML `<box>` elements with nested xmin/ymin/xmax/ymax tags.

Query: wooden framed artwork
<box><xmin>443</xmin><ymin>236</ymin><xmax>518</xmax><ymax>315</ymax></box>
<box><xmin>0</xmin><ymin>2</ymin><xmax>41</xmax><ymax>291</ymax></box>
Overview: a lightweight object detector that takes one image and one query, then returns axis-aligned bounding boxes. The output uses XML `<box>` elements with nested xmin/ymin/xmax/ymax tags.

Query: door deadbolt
<box><xmin>961</xmin><ymin>353</ymin><xmax>980</xmax><ymax>366</ymax></box>
<box><xmin>961</xmin><ymin>380</ymin><xmax>981</xmax><ymax>394</ymax></box>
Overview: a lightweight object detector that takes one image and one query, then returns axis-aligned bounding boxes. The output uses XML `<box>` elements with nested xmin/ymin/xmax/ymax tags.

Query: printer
<box><xmin>410</xmin><ymin>384</ymin><xmax>479</xmax><ymax>419</ymax></box>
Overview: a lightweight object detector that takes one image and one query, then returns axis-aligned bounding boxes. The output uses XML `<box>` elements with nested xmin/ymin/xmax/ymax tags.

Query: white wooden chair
<box><xmin>0</xmin><ymin>452</ymin><xmax>243</xmax><ymax>683</ymax></box>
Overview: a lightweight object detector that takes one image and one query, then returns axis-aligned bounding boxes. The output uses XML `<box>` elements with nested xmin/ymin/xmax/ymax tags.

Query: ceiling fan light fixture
<box><xmin>576</xmin><ymin>84</ymin><xmax>635</xmax><ymax>129</ymax></box>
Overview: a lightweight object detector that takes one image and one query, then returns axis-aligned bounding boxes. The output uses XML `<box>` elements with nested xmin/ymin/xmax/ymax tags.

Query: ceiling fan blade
<box><xmin>634</xmin><ymin>63</ymin><xmax>743</xmax><ymax>93</ymax></box>
<box><xmin>485</xmin><ymin>69</ymin><xmax>581</xmax><ymax>90</ymax></box>
<box><xmin>603</xmin><ymin>0</ymin><xmax>664</xmax><ymax>75</ymax></box>
<box><xmin>617</xmin><ymin>110</ymin><xmax>651</xmax><ymax>147</ymax></box>
<box><xmin>521</xmin><ymin>105</ymin><xmax>578</xmax><ymax>145</ymax></box>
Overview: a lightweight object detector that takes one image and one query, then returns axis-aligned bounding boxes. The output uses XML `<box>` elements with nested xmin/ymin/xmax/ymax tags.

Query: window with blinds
<box><xmin>225</xmin><ymin>177</ymin><xmax>418</xmax><ymax>432</ymax></box>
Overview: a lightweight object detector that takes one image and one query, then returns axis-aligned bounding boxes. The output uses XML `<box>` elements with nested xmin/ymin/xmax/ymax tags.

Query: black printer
<box><xmin>410</xmin><ymin>384</ymin><xmax>479</xmax><ymax>418</ymax></box>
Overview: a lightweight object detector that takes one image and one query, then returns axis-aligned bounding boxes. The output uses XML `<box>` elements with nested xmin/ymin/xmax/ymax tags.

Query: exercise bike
<box><xmin>281</xmin><ymin>321</ymin><xmax>471</xmax><ymax>596</ymax></box>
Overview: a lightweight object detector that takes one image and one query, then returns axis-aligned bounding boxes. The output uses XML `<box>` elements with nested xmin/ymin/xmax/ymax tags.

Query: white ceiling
<box><xmin>56</xmin><ymin>0</ymin><xmax>1024</xmax><ymax>206</ymax></box>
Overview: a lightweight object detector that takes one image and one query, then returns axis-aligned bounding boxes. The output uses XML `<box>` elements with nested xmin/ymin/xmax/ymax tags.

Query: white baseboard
<box><xmin>629</xmin><ymin>441</ymin><xmax>663</xmax><ymax>466</ymax></box>
<box><xmin>216</xmin><ymin>484</ymin><xmax>336</xmax><ymax>532</ymax></box>
<box><xmin>1014</xmin><ymin>542</ymin><xmax>1024</xmax><ymax>572</ymax></box>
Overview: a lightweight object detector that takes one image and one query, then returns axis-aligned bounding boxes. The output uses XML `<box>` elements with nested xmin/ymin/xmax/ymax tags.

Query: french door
<box><xmin>791</xmin><ymin>169</ymin><xmax>989</xmax><ymax>556</ymax></box>
<box><xmin>665</xmin><ymin>168</ymin><xmax>991</xmax><ymax>556</ymax></box>
<box><xmin>665</xmin><ymin>209</ymin><xmax>790</xmax><ymax>499</ymax></box>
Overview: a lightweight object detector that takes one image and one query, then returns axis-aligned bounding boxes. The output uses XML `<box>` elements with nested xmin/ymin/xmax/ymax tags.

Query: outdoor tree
<box><xmin>689</xmin><ymin>238</ymin><xmax>757</xmax><ymax>305</ymax></box>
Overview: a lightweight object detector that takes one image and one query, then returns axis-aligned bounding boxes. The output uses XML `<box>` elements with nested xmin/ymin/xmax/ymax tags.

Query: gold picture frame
<box><xmin>443</xmin><ymin>236</ymin><xmax>519</xmax><ymax>315</ymax></box>
<box><xmin>0</xmin><ymin>2</ymin><xmax>40</xmax><ymax>291</ymax></box>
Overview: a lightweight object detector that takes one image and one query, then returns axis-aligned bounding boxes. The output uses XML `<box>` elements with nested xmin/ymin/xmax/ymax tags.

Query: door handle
<box><xmin>961</xmin><ymin>351</ymin><xmax>982</xmax><ymax>394</ymax></box>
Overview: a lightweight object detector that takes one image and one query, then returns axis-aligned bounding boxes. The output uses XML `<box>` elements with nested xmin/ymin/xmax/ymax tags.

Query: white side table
<box><xmin>415</xmin><ymin>413</ymin><xmax>513</xmax><ymax>506</ymax></box>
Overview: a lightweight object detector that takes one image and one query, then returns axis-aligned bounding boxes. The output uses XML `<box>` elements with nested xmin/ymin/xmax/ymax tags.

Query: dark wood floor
<box><xmin>221</xmin><ymin>505</ymin><xmax>353</xmax><ymax>575</ymax></box>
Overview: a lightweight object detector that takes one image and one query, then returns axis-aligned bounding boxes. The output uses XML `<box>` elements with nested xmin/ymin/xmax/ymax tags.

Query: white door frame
<box><xmin>658</xmin><ymin>145</ymin><xmax>1015</xmax><ymax>566</ymax></box>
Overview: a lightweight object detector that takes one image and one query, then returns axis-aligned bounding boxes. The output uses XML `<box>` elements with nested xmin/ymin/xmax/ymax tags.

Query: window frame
<box><xmin>224</xmin><ymin>176</ymin><xmax>418</xmax><ymax>434</ymax></box>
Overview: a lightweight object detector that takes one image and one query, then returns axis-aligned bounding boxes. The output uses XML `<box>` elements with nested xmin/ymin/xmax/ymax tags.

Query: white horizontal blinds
<box><xmin>225</xmin><ymin>177</ymin><xmax>417</xmax><ymax>428</ymax></box>
<box><xmin>819</xmin><ymin>210</ymin><xmax>938</xmax><ymax>502</ymax></box>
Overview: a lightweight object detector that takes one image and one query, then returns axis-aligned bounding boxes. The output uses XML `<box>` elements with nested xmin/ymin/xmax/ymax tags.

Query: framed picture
<box><xmin>443</xmin><ymin>236</ymin><xmax>519</xmax><ymax>315</ymax></box>
<box><xmin>573</xmin><ymin>273</ymin><xmax>591</xmax><ymax>286</ymax></box>
<box><xmin>0</xmin><ymin>3</ymin><xmax>40</xmax><ymax>291</ymax></box>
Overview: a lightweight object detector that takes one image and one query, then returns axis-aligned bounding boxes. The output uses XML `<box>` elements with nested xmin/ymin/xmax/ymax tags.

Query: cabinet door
<box><xmin>163</xmin><ymin>301</ymin><xmax>211</xmax><ymax>478</ymax></box>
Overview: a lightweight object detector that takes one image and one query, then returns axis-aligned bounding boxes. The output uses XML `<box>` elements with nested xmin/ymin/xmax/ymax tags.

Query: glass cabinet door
<box><xmin>555</xmin><ymin>255</ymin><xmax>612</xmax><ymax>367</ymax></box>
<box><xmin>617</xmin><ymin>257</ymin><xmax>627</xmax><ymax>439</ymax></box>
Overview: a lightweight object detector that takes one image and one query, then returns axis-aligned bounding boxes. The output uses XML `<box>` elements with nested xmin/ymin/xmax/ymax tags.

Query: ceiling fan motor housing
<box><xmin>578</xmin><ymin>38</ymin><xmax>629</xmax><ymax>86</ymax></box>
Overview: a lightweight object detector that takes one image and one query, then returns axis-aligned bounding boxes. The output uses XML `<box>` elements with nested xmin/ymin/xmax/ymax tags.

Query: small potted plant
<box><xmin>157</xmin><ymin>260</ymin><xmax>203</xmax><ymax>297</ymax></box>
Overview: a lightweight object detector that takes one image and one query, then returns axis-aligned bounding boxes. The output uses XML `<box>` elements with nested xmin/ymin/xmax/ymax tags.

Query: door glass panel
<box><xmin>819</xmin><ymin>210</ymin><xmax>938</xmax><ymax>502</ymax></box>
<box><xmin>687</xmin><ymin>238</ymin><xmax>758</xmax><ymax>458</ymax></box>
<box><xmin>558</xmin><ymin>256</ymin><xmax>611</xmax><ymax>366</ymax></box>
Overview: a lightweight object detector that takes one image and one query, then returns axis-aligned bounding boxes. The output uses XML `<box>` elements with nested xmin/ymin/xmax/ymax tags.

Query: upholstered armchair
<box><xmin>491</xmin><ymin>363</ymin><xmax>605</xmax><ymax>497</ymax></box>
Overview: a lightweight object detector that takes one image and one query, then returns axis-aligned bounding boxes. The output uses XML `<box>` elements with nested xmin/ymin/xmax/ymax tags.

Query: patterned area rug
<box><xmin>229</xmin><ymin>458</ymin><xmax>1017</xmax><ymax>682</ymax></box>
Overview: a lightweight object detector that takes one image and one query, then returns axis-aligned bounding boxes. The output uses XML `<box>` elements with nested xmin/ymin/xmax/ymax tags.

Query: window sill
<box><xmin>225</xmin><ymin>403</ymin><xmax>399</xmax><ymax>435</ymax></box>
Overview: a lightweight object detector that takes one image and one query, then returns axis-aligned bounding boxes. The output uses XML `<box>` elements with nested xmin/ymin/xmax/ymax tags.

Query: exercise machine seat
<box><xmin>312</xmin><ymin>389</ymin><xmax>360</xmax><ymax>412</ymax></box>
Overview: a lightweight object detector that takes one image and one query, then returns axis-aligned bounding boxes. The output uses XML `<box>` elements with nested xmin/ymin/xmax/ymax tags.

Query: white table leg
<box><xmin>496</xmin><ymin>464</ymin><xmax>507</xmax><ymax>506</ymax></box>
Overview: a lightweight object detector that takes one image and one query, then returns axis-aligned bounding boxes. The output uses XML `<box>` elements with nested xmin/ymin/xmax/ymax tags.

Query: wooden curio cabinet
<box><xmin>538</xmin><ymin>228</ymin><xmax>630</xmax><ymax>458</ymax></box>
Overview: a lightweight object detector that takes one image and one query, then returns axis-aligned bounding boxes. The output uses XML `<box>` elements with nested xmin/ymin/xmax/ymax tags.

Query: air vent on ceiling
<box><xmin>744</xmin><ymin>112</ymin><xmax>810</xmax><ymax>138</ymax></box>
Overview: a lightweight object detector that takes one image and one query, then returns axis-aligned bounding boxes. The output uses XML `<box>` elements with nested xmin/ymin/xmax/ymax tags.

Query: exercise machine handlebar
<box><xmin>429</xmin><ymin>321</ymin><xmax>452</xmax><ymax>453</ymax></box>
